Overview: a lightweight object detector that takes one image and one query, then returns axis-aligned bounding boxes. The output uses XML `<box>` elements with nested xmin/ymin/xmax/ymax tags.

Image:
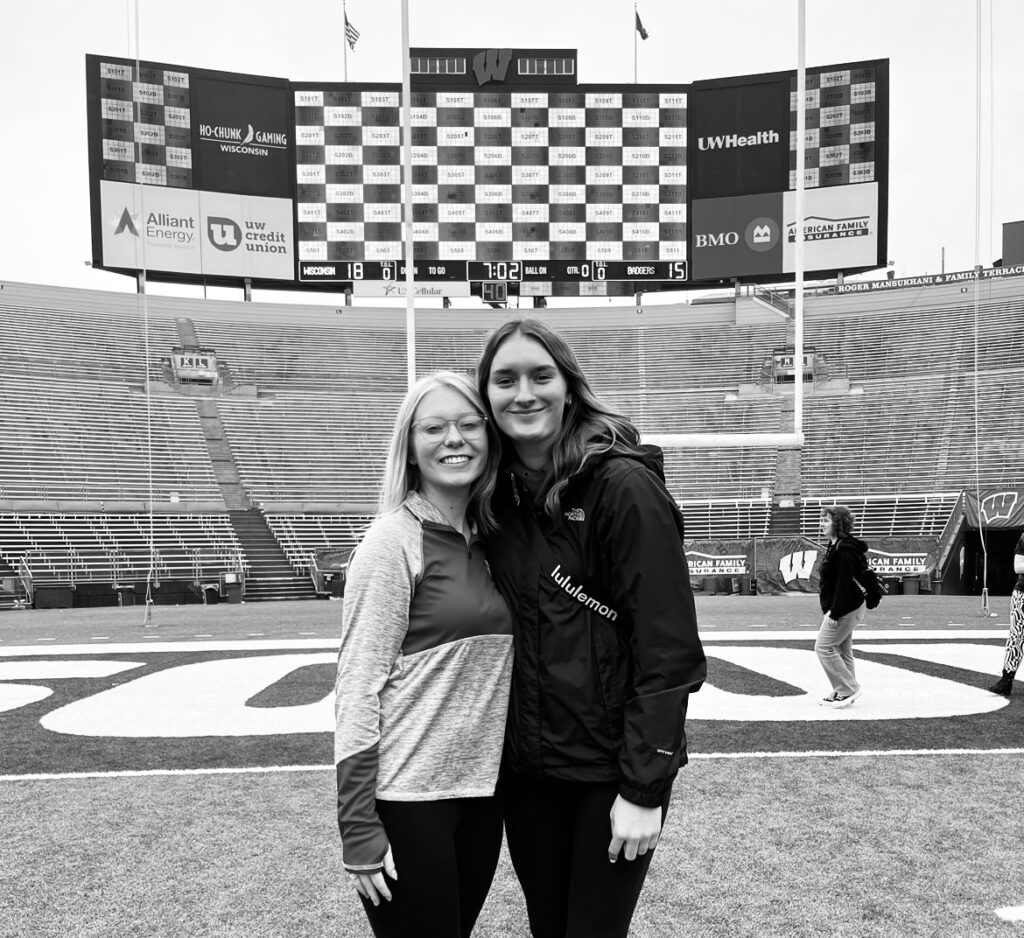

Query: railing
<box><xmin>15</xmin><ymin>558</ymin><xmax>33</xmax><ymax>607</ymax></box>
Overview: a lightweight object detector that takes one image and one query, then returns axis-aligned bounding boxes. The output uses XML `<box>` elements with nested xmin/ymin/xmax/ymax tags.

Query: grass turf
<box><xmin>1</xmin><ymin>754</ymin><xmax>1021</xmax><ymax>937</ymax></box>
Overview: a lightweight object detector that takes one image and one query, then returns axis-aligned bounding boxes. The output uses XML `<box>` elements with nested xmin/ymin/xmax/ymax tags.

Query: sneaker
<box><xmin>818</xmin><ymin>692</ymin><xmax>839</xmax><ymax>706</ymax></box>
<box><xmin>988</xmin><ymin>673</ymin><xmax>1015</xmax><ymax>697</ymax></box>
<box><xmin>829</xmin><ymin>689</ymin><xmax>862</xmax><ymax>709</ymax></box>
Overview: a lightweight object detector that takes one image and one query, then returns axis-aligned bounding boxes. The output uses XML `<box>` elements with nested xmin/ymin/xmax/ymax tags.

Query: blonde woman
<box><xmin>334</xmin><ymin>371</ymin><xmax>513</xmax><ymax>938</ymax></box>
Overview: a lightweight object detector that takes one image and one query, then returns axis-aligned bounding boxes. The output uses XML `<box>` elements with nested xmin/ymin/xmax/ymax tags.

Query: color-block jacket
<box><xmin>334</xmin><ymin>491</ymin><xmax>514</xmax><ymax>872</ymax></box>
<box><xmin>485</xmin><ymin>446</ymin><xmax>706</xmax><ymax>808</ymax></box>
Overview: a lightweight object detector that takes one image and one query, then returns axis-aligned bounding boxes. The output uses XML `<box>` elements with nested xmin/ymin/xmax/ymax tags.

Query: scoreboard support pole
<box><xmin>401</xmin><ymin>0</ymin><xmax>417</xmax><ymax>388</ymax></box>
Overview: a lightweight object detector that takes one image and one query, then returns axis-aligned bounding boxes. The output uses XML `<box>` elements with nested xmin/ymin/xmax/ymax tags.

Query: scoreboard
<box><xmin>291</xmin><ymin>84</ymin><xmax>687</xmax><ymax>295</ymax></box>
<box><xmin>87</xmin><ymin>49</ymin><xmax>888</xmax><ymax>297</ymax></box>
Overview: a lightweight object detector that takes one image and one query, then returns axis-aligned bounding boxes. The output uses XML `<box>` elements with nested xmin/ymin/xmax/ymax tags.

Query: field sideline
<box><xmin>1</xmin><ymin>594</ymin><xmax>1021</xmax><ymax>937</ymax></box>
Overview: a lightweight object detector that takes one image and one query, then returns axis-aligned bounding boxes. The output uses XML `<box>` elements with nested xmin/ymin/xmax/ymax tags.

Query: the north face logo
<box><xmin>564</xmin><ymin>508</ymin><xmax>585</xmax><ymax>522</ymax></box>
<box><xmin>779</xmin><ymin>549</ymin><xmax>817</xmax><ymax>583</ymax></box>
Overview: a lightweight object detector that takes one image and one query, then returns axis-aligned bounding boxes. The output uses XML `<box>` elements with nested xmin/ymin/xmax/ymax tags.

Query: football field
<box><xmin>1</xmin><ymin>594</ymin><xmax>1021</xmax><ymax>937</ymax></box>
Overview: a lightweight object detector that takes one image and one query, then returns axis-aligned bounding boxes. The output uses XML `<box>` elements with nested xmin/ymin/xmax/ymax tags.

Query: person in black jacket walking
<box><xmin>476</xmin><ymin>319</ymin><xmax>706</xmax><ymax>938</ymax></box>
<box><xmin>816</xmin><ymin>504</ymin><xmax>868</xmax><ymax>709</ymax></box>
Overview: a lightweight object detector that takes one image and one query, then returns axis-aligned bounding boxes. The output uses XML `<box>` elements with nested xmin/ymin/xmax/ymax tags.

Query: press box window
<box><xmin>518</xmin><ymin>57</ymin><xmax>575</xmax><ymax>77</ymax></box>
<box><xmin>411</xmin><ymin>57</ymin><xmax>467</xmax><ymax>75</ymax></box>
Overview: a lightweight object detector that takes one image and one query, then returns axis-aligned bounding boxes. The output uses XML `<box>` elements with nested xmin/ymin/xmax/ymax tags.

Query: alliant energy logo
<box><xmin>207</xmin><ymin>216</ymin><xmax>288</xmax><ymax>255</ymax></box>
<box><xmin>114</xmin><ymin>208</ymin><xmax>195</xmax><ymax>245</ymax></box>
<box><xmin>199</xmin><ymin>123</ymin><xmax>288</xmax><ymax>157</ymax></box>
<box><xmin>787</xmin><ymin>214</ymin><xmax>870</xmax><ymax>242</ymax></box>
<box><xmin>697</xmin><ymin>129</ymin><xmax>780</xmax><ymax>150</ymax></box>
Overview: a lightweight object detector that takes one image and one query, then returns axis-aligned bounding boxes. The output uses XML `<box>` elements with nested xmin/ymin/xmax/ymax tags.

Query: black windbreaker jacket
<box><xmin>818</xmin><ymin>535</ymin><xmax>870</xmax><ymax>619</ymax></box>
<box><xmin>486</xmin><ymin>446</ymin><xmax>706</xmax><ymax>807</ymax></box>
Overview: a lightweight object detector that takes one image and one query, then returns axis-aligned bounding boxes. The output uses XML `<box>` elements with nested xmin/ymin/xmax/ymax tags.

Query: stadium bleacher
<box><xmin>0</xmin><ymin>272</ymin><xmax>1022</xmax><ymax>605</ymax></box>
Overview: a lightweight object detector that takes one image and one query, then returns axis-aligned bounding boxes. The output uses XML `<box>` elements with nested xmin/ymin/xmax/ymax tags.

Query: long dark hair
<box><xmin>476</xmin><ymin>319</ymin><xmax>647</xmax><ymax>520</ymax></box>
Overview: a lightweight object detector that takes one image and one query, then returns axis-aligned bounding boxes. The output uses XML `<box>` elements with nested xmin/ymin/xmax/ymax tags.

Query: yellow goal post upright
<box><xmin>642</xmin><ymin>0</ymin><xmax>809</xmax><ymax>454</ymax></box>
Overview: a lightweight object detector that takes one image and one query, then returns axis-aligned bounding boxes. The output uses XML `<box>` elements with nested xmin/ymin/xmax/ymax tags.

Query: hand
<box><xmin>607</xmin><ymin>795</ymin><xmax>662</xmax><ymax>863</ymax></box>
<box><xmin>348</xmin><ymin>846</ymin><xmax>398</xmax><ymax>906</ymax></box>
<box><xmin>822</xmin><ymin>614</ymin><xmax>837</xmax><ymax>628</ymax></box>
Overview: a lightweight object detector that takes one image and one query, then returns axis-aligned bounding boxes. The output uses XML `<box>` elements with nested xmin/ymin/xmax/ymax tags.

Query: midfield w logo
<box><xmin>473</xmin><ymin>49</ymin><xmax>512</xmax><ymax>85</ymax></box>
<box><xmin>779</xmin><ymin>549</ymin><xmax>818</xmax><ymax>582</ymax></box>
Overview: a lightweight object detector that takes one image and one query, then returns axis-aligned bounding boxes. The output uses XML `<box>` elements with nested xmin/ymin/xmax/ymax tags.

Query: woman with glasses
<box><xmin>334</xmin><ymin>370</ymin><xmax>513</xmax><ymax>938</ymax></box>
<box><xmin>475</xmin><ymin>321</ymin><xmax>706</xmax><ymax>938</ymax></box>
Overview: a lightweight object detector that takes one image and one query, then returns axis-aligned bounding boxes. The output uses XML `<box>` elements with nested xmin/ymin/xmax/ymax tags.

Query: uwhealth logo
<box><xmin>697</xmin><ymin>129</ymin><xmax>780</xmax><ymax>150</ymax></box>
<box><xmin>550</xmin><ymin>564</ymin><xmax>618</xmax><ymax>621</ymax></box>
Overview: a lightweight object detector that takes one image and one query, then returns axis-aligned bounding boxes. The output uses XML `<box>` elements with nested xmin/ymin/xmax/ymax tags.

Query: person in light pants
<box><xmin>815</xmin><ymin>504</ymin><xmax>869</xmax><ymax>708</ymax></box>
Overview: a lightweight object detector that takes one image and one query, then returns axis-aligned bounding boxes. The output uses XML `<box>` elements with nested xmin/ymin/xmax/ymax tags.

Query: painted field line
<box><xmin>995</xmin><ymin>906</ymin><xmax>1024</xmax><ymax>922</ymax></box>
<box><xmin>0</xmin><ymin>630</ymin><xmax>1009</xmax><ymax>658</ymax></box>
<box><xmin>3</xmin><ymin>748</ymin><xmax>1023</xmax><ymax>783</ymax></box>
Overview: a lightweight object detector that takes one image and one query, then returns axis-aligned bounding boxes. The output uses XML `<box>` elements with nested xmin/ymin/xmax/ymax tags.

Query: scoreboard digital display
<box><xmin>86</xmin><ymin>49</ymin><xmax>888</xmax><ymax>297</ymax></box>
<box><xmin>291</xmin><ymin>84</ymin><xmax>687</xmax><ymax>291</ymax></box>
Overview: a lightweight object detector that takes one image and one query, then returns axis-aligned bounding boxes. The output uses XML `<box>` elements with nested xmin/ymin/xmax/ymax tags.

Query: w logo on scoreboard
<box><xmin>207</xmin><ymin>217</ymin><xmax>241</xmax><ymax>251</ymax></box>
<box><xmin>473</xmin><ymin>49</ymin><xmax>512</xmax><ymax>86</ymax></box>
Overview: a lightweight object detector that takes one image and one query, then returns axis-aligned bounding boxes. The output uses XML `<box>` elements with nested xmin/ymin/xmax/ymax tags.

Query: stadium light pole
<box><xmin>401</xmin><ymin>0</ymin><xmax>416</xmax><ymax>387</ymax></box>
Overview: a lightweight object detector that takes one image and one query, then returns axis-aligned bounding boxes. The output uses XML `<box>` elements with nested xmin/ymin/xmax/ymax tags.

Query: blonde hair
<box><xmin>378</xmin><ymin>371</ymin><xmax>500</xmax><ymax>533</ymax></box>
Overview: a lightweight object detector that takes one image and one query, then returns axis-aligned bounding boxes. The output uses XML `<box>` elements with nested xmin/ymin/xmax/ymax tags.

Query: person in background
<box><xmin>816</xmin><ymin>504</ymin><xmax>868</xmax><ymax>708</ymax></box>
<box><xmin>334</xmin><ymin>371</ymin><xmax>513</xmax><ymax>938</ymax></box>
<box><xmin>476</xmin><ymin>319</ymin><xmax>706</xmax><ymax>938</ymax></box>
<box><xmin>988</xmin><ymin>532</ymin><xmax>1024</xmax><ymax>697</ymax></box>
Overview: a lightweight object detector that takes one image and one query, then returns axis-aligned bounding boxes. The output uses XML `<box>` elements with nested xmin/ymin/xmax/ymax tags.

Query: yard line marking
<box><xmin>195</xmin><ymin>634</ymin><xmax>213</xmax><ymax>638</ymax></box>
<box><xmin>90</xmin><ymin>636</ymin><xmax>110</xmax><ymax>641</ymax></box>
<box><xmin>2</xmin><ymin>748</ymin><xmax>1023</xmax><ymax>783</ymax></box>
<box><xmin>995</xmin><ymin>906</ymin><xmax>1024</xmax><ymax>922</ymax></box>
<box><xmin>0</xmin><ymin>630</ymin><xmax>1007</xmax><ymax>657</ymax></box>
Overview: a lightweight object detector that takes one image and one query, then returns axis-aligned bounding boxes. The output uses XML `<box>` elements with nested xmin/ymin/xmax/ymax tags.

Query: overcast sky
<box><xmin>1</xmin><ymin>0</ymin><xmax>1021</xmax><ymax>305</ymax></box>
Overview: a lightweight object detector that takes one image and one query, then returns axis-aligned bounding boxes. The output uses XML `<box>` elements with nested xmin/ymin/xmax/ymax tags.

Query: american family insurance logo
<box><xmin>787</xmin><ymin>214</ymin><xmax>870</xmax><ymax>242</ymax></box>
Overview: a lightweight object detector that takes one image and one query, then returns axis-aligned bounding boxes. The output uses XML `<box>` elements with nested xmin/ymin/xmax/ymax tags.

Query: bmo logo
<box><xmin>694</xmin><ymin>231</ymin><xmax>739</xmax><ymax>248</ymax></box>
<box><xmin>745</xmin><ymin>217</ymin><xmax>779</xmax><ymax>253</ymax></box>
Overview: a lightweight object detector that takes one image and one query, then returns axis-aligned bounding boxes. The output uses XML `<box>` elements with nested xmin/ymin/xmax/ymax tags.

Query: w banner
<box><xmin>690</xmin><ymin>536</ymin><xmax>941</xmax><ymax>595</ymax></box>
<box><xmin>762</xmin><ymin>537</ymin><xmax>822</xmax><ymax>594</ymax></box>
<box><xmin>964</xmin><ymin>487</ymin><xmax>1024</xmax><ymax>528</ymax></box>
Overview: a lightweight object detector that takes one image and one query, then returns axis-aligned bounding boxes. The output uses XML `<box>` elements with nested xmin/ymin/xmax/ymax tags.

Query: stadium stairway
<box><xmin>0</xmin><ymin>559</ymin><xmax>21</xmax><ymax>610</ymax></box>
<box><xmin>769</xmin><ymin>503</ymin><xmax>802</xmax><ymax>535</ymax></box>
<box><xmin>227</xmin><ymin>510</ymin><xmax>316</xmax><ymax>602</ymax></box>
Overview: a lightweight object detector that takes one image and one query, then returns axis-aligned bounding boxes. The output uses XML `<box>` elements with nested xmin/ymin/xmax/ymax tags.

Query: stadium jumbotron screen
<box><xmin>86</xmin><ymin>49</ymin><xmax>888</xmax><ymax>299</ymax></box>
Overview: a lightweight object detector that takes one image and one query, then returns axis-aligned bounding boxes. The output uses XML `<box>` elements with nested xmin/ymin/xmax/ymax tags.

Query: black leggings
<box><xmin>359</xmin><ymin>795</ymin><xmax>504</xmax><ymax>938</ymax></box>
<box><xmin>503</xmin><ymin>775</ymin><xmax>671</xmax><ymax>938</ymax></box>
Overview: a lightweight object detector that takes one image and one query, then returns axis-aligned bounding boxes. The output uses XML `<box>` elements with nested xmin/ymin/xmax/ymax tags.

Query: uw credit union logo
<box><xmin>207</xmin><ymin>216</ymin><xmax>242</xmax><ymax>251</ymax></box>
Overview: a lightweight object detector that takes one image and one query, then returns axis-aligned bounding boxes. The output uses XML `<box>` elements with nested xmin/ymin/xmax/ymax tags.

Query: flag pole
<box><xmin>626</xmin><ymin>1</ymin><xmax>634</xmax><ymax>83</ymax></box>
<box><xmin>342</xmin><ymin>0</ymin><xmax>349</xmax><ymax>81</ymax></box>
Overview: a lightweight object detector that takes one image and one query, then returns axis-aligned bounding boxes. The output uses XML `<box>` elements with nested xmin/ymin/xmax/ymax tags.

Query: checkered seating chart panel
<box><xmin>788</xmin><ymin>66</ymin><xmax>875</xmax><ymax>190</ymax></box>
<box><xmin>293</xmin><ymin>88</ymin><xmax>687</xmax><ymax>265</ymax></box>
<box><xmin>97</xmin><ymin>62</ymin><xmax>192</xmax><ymax>188</ymax></box>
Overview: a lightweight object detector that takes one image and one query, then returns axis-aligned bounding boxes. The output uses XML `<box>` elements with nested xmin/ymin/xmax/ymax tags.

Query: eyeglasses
<box><xmin>411</xmin><ymin>414</ymin><xmax>487</xmax><ymax>442</ymax></box>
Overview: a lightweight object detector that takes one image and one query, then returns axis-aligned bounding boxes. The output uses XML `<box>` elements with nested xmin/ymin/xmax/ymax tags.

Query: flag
<box><xmin>635</xmin><ymin>11</ymin><xmax>649</xmax><ymax>40</ymax></box>
<box><xmin>345</xmin><ymin>15</ymin><xmax>360</xmax><ymax>50</ymax></box>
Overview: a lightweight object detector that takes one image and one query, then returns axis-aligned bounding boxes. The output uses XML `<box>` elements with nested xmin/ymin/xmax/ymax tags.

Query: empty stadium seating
<box><xmin>1</xmin><ymin>272</ymin><xmax>1022</xmax><ymax>595</ymax></box>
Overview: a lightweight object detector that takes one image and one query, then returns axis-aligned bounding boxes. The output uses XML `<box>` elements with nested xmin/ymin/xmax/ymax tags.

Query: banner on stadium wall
<box><xmin>964</xmin><ymin>487</ymin><xmax>1024</xmax><ymax>528</ymax></box>
<box><xmin>685</xmin><ymin>540</ymin><xmax>752</xmax><ymax>579</ymax></box>
<box><xmin>836</xmin><ymin>264</ymin><xmax>1024</xmax><ymax>294</ymax></box>
<box><xmin>754</xmin><ymin>535</ymin><xmax>938</xmax><ymax>594</ymax></box>
<box><xmin>760</xmin><ymin>537</ymin><xmax>823</xmax><ymax>594</ymax></box>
